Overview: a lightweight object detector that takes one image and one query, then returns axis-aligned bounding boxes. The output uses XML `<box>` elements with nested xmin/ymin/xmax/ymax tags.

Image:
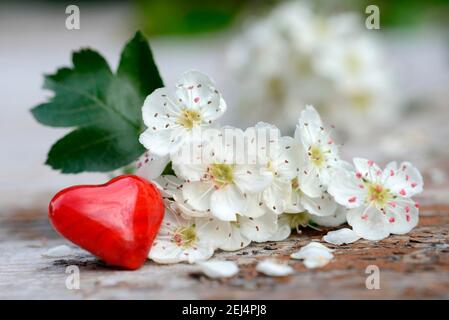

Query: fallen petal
<box><xmin>197</xmin><ymin>260</ymin><xmax>239</xmax><ymax>278</ymax></box>
<box><xmin>42</xmin><ymin>245</ymin><xmax>75</xmax><ymax>258</ymax></box>
<box><xmin>256</xmin><ymin>260</ymin><xmax>294</xmax><ymax>277</ymax></box>
<box><xmin>290</xmin><ymin>241</ymin><xmax>334</xmax><ymax>269</ymax></box>
<box><xmin>290</xmin><ymin>241</ymin><xmax>334</xmax><ymax>259</ymax></box>
<box><xmin>303</xmin><ymin>256</ymin><xmax>332</xmax><ymax>269</ymax></box>
<box><xmin>323</xmin><ymin>228</ymin><xmax>361</xmax><ymax>245</ymax></box>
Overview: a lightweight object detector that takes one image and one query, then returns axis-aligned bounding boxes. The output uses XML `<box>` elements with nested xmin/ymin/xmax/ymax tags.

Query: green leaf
<box><xmin>31</xmin><ymin>51</ymin><xmax>113</xmax><ymax>127</ymax></box>
<box><xmin>118</xmin><ymin>31</ymin><xmax>164</xmax><ymax>102</ymax></box>
<box><xmin>46</xmin><ymin>125</ymin><xmax>144</xmax><ymax>173</ymax></box>
<box><xmin>31</xmin><ymin>31</ymin><xmax>164</xmax><ymax>173</ymax></box>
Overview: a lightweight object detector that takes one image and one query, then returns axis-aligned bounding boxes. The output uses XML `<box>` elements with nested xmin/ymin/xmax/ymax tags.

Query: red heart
<box><xmin>49</xmin><ymin>175</ymin><xmax>164</xmax><ymax>270</ymax></box>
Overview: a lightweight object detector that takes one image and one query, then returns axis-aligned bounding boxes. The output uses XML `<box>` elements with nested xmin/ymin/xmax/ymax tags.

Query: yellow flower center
<box><xmin>286</xmin><ymin>212</ymin><xmax>310</xmax><ymax>230</ymax></box>
<box><xmin>345</xmin><ymin>53</ymin><xmax>361</xmax><ymax>73</ymax></box>
<box><xmin>310</xmin><ymin>145</ymin><xmax>325</xmax><ymax>167</ymax></box>
<box><xmin>209</xmin><ymin>163</ymin><xmax>234</xmax><ymax>187</ymax></box>
<box><xmin>177</xmin><ymin>108</ymin><xmax>202</xmax><ymax>129</ymax></box>
<box><xmin>172</xmin><ymin>225</ymin><xmax>197</xmax><ymax>248</ymax></box>
<box><xmin>365</xmin><ymin>182</ymin><xmax>392</xmax><ymax>207</ymax></box>
<box><xmin>268</xmin><ymin>76</ymin><xmax>285</xmax><ymax>102</ymax></box>
<box><xmin>349</xmin><ymin>92</ymin><xmax>373</xmax><ymax>111</ymax></box>
<box><xmin>291</xmin><ymin>177</ymin><xmax>300</xmax><ymax>191</ymax></box>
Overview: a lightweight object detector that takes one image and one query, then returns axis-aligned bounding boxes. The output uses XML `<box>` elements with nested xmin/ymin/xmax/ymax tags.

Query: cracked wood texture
<box><xmin>0</xmin><ymin>179</ymin><xmax>448</xmax><ymax>299</ymax></box>
<box><xmin>1</xmin><ymin>107</ymin><xmax>449</xmax><ymax>299</ymax></box>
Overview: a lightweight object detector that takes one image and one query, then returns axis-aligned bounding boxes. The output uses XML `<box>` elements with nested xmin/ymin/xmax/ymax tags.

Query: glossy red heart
<box><xmin>49</xmin><ymin>175</ymin><xmax>164</xmax><ymax>270</ymax></box>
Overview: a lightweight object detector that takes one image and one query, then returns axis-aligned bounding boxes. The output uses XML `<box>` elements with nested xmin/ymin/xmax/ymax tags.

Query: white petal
<box><xmin>219</xmin><ymin>223</ymin><xmax>251</xmax><ymax>251</ymax></box>
<box><xmin>172</xmin><ymin>162</ymin><xmax>208</xmax><ymax>182</ymax></box>
<box><xmin>300</xmin><ymin>192</ymin><xmax>337</xmax><ymax>216</ymax></box>
<box><xmin>303</xmin><ymin>256</ymin><xmax>332</xmax><ymax>269</ymax></box>
<box><xmin>182</xmin><ymin>181</ymin><xmax>214</xmax><ymax>212</ymax></box>
<box><xmin>327</xmin><ymin>167</ymin><xmax>367</xmax><ymax>208</ymax></box>
<box><xmin>210</xmin><ymin>185</ymin><xmax>246</xmax><ymax>221</ymax></box>
<box><xmin>42</xmin><ymin>245</ymin><xmax>76</xmax><ymax>258</ymax></box>
<box><xmin>285</xmin><ymin>188</ymin><xmax>305</xmax><ymax>213</ymax></box>
<box><xmin>263</xmin><ymin>179</ymin><xmax>291</xmax><ymax>214</ymax></box>
<box><xmin>353</xmin><ymin>157</ymin><xmax>382</xmax><ymax>182</ymax></box>
<box><xmin>195</xmin><ymin>217</ymin><xmax>233</xmax><ymax>249</ymax></box>
<box><xmin>347</xmin><ymin>205</ymin><xmax>390</xmax><ymax>240</ymax></box>
<box><xmin>242</xmin><ymin>193</ymin><xmax>267</xmax><ymax>218</ymax></box>
<box><xmin>310</xmin><ymin>206</ymin><xmax>347</xmax><ymax>227</ymax></box>
<box><xmin>384</xmin><ymin>161</ymin><xmax>423</xmax><ymax>198</ymax></box>
<box><xmin>240</xmin><ymin>212</ymin><xmax>278</xmax><ymax>242</ymax></box>
<box><xmin>154</xmin><ymin>175</ymin><xmax>183</xmax><ymax>198</ymax></box>
<box><xmin>296</xmin><ymin>105</ymin><xmax>324</xmax><ymax>146</ymax></box>
<box><xmin>175</xmin><ymin>71</ymin><xmax>227</xmax><ymax>122</ymax></box>
<box><xmin>385</xmin><ymin>198</ymin><xmax>419</xmax><ymax>235</ymax></box>
<box><xmin>184</xmin><ymin>243</ymin><xmax>215</xmax><ymax>264</ymax></box>
<box><xmin>268</xmin><ymin>215</ymin><xmax>292</xmax><ymax>241</ymax></box>
<box><xmin>136</xmin><ymin>153</ymin><xmax>170</xmax><ymax>180</ymax></box>
<box><xmin>139</xmin><ymin>127</ymin><xmax>184</xmax><ymax>157</ymax></box>
<box><xmin>256</xmin><ymin>260</ymin><xmax>294</xmax><ymax>277</ymax></box>
<box><xmin>290</xmin><ymin>242</ymin><xmax>334</xmax><ymax>268</ymax></box>
<box><xmin>298</xmin><ymin>164</ymin><xmax>325</xmax><ymax>198</ymax></box>
<box><xmin>141</xmin><ymin>88</ymin><xmax>180</xmax><ymax>126</ymax></box>
<box><xmin>290</xmin><ymin>242</ymin><xmax>334</xmax><ymax>260</ymax></box>
<box><xmin>273</xmin><ymin>136</ymin><xmax>302</xmax><ymax>181</ymax></box>
<box><xmin>197</xmin><ymin>260</ymin><xmax>239</xmax><ymax>278</ymax></box>
<box><xmin>323</xmin><ymin>228</ymin><xmax>361</xmax><ymax>245</ymax></box>
<box><xmin>234</xmin><ymin>165</ymin><xmax>273</xmax><ymax>194</ymax></box>
<box><xmin>149</xmin><ymin>240</ymin><xmax>184</xmax><ymax>264</ymax></box>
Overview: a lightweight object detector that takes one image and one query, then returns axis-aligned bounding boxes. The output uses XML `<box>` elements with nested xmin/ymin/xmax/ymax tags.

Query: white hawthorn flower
<box><xmin>246</xmin><ymin>122</ymin><xmax>300</xmax><ymax>214</ymax></box>
<box><xmin>173</xmin><ymin>128</ymin><xmax>273</xmax><ymax>221</ymax></box>
<box><xmin>195</xmin><ymin>212</ymin><xmax>285</xmax><ymax>251</ymax></box>
<box><xmin>328</xmin><ymin>158</ymin><xmax>423</xmax><ymax>240</ymax></box>
<box><xmin>149</xmin><ymin>205</ymin><xmax>214</xmax><ymax>264</ymax></box>
<box><xmin>155</xmin><ymin>175</ymin><xmax>210</xmax><ymax>218</ymax></box>
<box><xmin>295</xmin><ymin>105</ymin><xmax>342</xmax><ymax>198</ymax></box>
<box><xmin>285</xmin><ymin>177</ymin><xmax>337</xmax><ymax>217</ymax></box>
<box><xmin>155</xmin><ymin>175</ymin><xmax>286</xmax><ymax>251</ymax></box>
<box><xmin>139</xmin><ymin>70</ymin><xmax>227</xmax><ymax>157</ymax></box>
<box><xmin>135</xmin><ymin>152</ymin><xmax>170</xmax><ymax>180</ymax></box>
<box><xmin>316</xmin><ymin>37</ymin><xmax>382</xmax><ymax>81</ymax></box>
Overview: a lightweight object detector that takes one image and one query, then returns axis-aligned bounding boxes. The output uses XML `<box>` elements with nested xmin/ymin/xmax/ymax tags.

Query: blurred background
<box><xmin>1</xmin><ymin>0</ymin><xmax>448</xmax><ymax>211</ymax></box>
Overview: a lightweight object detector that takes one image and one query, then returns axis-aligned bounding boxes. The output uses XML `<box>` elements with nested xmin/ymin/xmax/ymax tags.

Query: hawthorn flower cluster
<box><xmin>227</xmin><ymin>1</ymin><xmax>400</xmax><ymax>136</ymax></box>
<box><xmin>138</xmin><ymin>71</ymin><xmax>422</xmax><ymax>264</ymax></box>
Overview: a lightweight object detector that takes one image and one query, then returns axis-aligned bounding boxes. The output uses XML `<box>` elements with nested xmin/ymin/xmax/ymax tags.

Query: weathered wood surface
<box><xmin>0</xmin><ymin>184</ymin><xmax>448</xmax><ymax>299</ymax></box>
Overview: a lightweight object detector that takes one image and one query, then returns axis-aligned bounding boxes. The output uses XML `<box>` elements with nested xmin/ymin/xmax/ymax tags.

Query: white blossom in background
<box><xmin>226</xmin><ymin>1</ymin><xmax>400</xmax><ymax>136</ymax></box>
<box><xmin>139</xmin><ymin>71</ymin><xmax>226</xmax><ymax>157</ymax></box>
<box><xmin>328</xmin><ymin>158</ymin><xmax>423</xmax><ymax>240</ymax></box>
